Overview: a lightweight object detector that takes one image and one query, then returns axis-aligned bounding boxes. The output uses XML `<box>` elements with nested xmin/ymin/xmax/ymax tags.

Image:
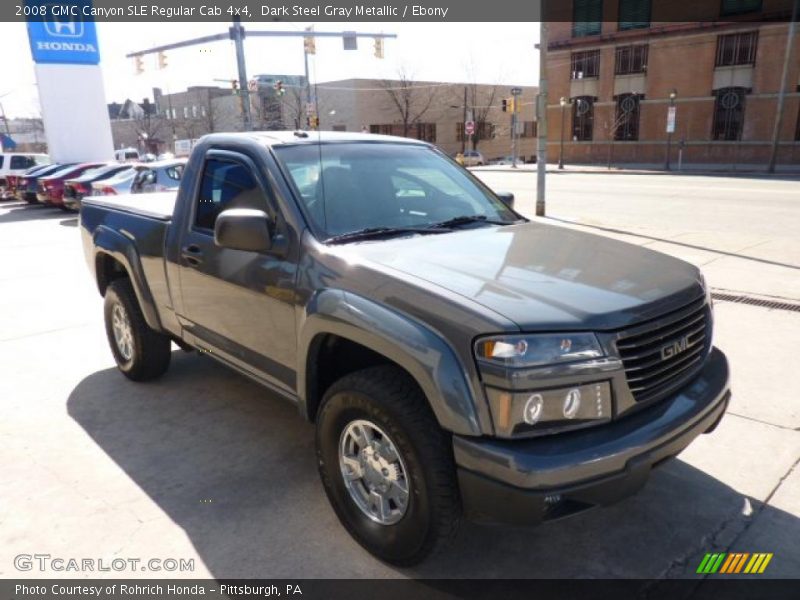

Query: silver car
<box><xmin>130</xmin><ymin>159</ymin><xmax>186</xmax><ymax>194</ymax></box>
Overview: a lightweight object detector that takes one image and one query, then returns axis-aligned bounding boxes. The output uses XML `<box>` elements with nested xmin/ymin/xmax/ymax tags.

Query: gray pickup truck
<box><xmin>80</xmin><ymin>132</ymin><xmax>730</xmax><ymax>565</ymax></box>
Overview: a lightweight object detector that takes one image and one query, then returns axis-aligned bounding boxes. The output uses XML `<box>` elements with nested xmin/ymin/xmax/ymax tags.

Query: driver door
<box><xmin>177</xmin><ymin>150</ymin><xmax>298</xmax><ymax>393</ymax></box>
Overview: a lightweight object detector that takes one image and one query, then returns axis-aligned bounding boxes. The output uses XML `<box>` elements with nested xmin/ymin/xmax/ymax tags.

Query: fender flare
<box><xmin>92</xmin><ymin>225</ymin><xmax>163</xmax><ymax>332</ymax></box>
<box><xmin>298</xmin><ymin>289</ymin><xmax>482</xmax><ymax>436</ymax></box>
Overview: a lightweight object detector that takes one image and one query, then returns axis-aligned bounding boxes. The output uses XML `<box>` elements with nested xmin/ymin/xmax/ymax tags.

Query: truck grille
<box><xmin>616</xmin><ymin>298</ymin><xmax>709</xmax><ymax>403</ymax></box>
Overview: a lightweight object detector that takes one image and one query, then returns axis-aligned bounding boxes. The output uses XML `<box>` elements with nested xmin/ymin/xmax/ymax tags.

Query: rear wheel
<box><xmin>316</xmin><ymin>366</ymin><xmax>461</xmax><ymax>565</ymax></box>
<box><xmin>104</xmin><ymin>278</ymin><xmax>171</xmax><ymax>381</ymax></box>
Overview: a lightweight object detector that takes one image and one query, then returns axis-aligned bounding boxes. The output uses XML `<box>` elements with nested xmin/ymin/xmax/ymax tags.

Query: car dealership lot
<box><xmin>1</xmin><ymin>173</ymin><xmax>798</xmax><ymax>582</ymax></box>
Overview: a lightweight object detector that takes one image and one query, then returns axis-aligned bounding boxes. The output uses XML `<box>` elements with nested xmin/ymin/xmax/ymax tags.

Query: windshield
<box><xmin>273</xmin><ymin>142</ymin><xmax>518</xmax><ymax>240</ymax></box>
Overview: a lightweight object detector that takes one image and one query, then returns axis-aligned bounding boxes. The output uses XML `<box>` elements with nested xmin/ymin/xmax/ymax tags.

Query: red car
<box><xmin>37</xmin><ymin>162</ymin><xmax>107</xmax><ymax>208</ymax></box>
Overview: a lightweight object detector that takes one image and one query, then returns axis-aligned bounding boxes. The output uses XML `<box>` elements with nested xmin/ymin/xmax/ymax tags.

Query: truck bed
<box><xmin>82</xmin><ymin>192</ymin><xmax>177</xmax><ymax>221</ymax></box>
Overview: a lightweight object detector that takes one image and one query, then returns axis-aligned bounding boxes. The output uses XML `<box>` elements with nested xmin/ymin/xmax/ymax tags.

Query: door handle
<box><xmin>181</xmin><ymin>244</ymin><xmax>203</xmax><ymax>266</ymax></box>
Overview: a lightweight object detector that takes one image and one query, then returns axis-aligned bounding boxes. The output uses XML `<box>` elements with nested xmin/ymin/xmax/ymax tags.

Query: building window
<box><xmin>618</xmin><ymin>0</ymin><xmax>651</xmax><ymax>30</ymax></box>
<box><xmin>572</xmin><ymin>96</ymin><xmax>595</xmax><ymax>141</ymax></box>
<box><xmin>370</xmin><ymin>123</ymin><xmax>435</xmax><ymax>142</ymax></box>
<box><xmin>183</xmin><ymin>106</ymin><xmax>189</xmax><ymax>119</ymax></box>
<box><xmin>615</xmin><ymin>44</ymin><xmax>648</xmax><ymax>75</ymax></box>
<box><xmin>715</xmin><ymin>32</ymin><xmax>758</xmax><ymax>67</ymax></box>
<box><xmin>712</xmin><ymin>87</ymin><xmax>748</xmax><ymax>140</ymax></box>
<box><xmin>571</xmin><ymin>50</ymin><xmax>601</xmax><ymax>79</ymax></box>
<box><xmin>191</xmin><ymin>105</ymin><xmax>198</xmax><ymax>118</ymax></box>
<box><xmin>614</xmin><ymin>94</ymin><xmax>642</xmax><ymax>141</ymax></box>
<box><xmin>201</xmin><ymin>106</ymin><xmax>207</xmax><ymax>117</ymax></box>
<box><xmin>416</xmin><ymin>123</ymin><xmax>436</xmax><ymax>143</ymax></box>
<box><xmin>572</xmin><ymin>0</ymin><xmax>603</xmax><ymax>37</ymax></box>
<box><xmin>720</xmin><ymin>0</ymin><xmax>762</xmax><ymax>16</ymax></box>
<box><xmin>522</xmin><ymin>121</ymin><xmax>538</xmax><ymax>138</ymax></box>
<box><xmin>456</xmin><ymin>122</ymin><xmax>494</xmax><ymax>141</ymax></box>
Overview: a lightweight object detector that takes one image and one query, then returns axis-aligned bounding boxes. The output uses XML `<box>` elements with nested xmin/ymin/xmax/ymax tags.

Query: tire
<box><xmin>104</xmin><ymin>278</ymin><xmax>171</xmax><ymax>381</ymax></box>
<box><xmin>316</xmin><ymin>366</ymin><xmax>461</xmax><ymax>566</ymax></box>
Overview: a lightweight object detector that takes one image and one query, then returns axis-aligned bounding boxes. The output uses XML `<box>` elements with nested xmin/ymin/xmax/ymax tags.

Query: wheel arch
<box><xmin>298</xmin><ymin>289</ymin><xmax>482</xmax><ymax>436</ymax></box>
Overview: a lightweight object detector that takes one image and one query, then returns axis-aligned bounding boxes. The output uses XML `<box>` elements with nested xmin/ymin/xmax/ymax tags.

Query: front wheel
<box><xmin>104</xmin><ymin>278</ymin><xmax>171</xmax><ymax>381</ymax></box>
<box><xmin>316</xmin><ymin>366</ymin><xmax>461</xmax><ymax>565</ymax></box>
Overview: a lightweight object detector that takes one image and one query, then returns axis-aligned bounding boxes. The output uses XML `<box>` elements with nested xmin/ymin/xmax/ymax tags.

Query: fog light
<box><xmin>562</xmin><ymin>388</ymin><xmax>581</xmax><ymax>419</ymax></box>
<box><xmin>485</xmin><ymin>381</ymin><xmax>612</xmax><ymax>438</ymax></box>
<box><xmin>544</xmin><ymin>494</ymin><xmax>562</xmax><ymax>505</ymax></box>
<box><xmin>523</xmin><ymin>394</ymin><xmax>544</xmax><ymax>425</ymax></box>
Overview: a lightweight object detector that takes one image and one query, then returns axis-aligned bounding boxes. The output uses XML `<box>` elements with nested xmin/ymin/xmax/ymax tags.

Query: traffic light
<box><xmin>308</xmin><ymin>115</ymin><xmax>319</xmax><ymax>129</ymax></box>
<box><xmin>231</xmin><ymin>80</ymin><xmax>240</xmax><ymax>95</ymax></box>
<box><xmin>274</xmin><ymin>80</ymin><xmax>285</xmax><ymax>96</ymax></box>
<box><xmin>508</xmin><ymin>97</ymin><xmax>516</xmax><ymax>113</ymax></box>
<box><xmin>304</xmin><ymin>27</ymin><xmax>316</xmax><ymax>55</ymax></box>
<box><xmin>374</xmin><ymin>37</ymin><xmax>384</xmax><ymax>59</ymax></box>
<box><xmin>501</xmin><ymin>99</ymin><xmax>508</xmax><ymax>112</ymax></box>
<box><xmin>157</xmin><ymin>52</ymin><xmax>168</xmax><ymax>70</ymax></box>
<box><xmin>134</xmin><ymin>55</ymin><xmax>144</xmax><ymax>75</ymax></box>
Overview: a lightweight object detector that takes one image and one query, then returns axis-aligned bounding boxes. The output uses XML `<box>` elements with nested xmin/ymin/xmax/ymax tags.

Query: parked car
<box><xmin>460</xmin><ymin>150</ymin><xmax>486</xmax><ymax>166</ymax></box>
<box><xmin>0</xmin><ymin>153</ymin><xmax>50</xmax><ymax>196</ymax></box>
<box><xmin>114</xmin><ymin>148</ymin><xmax>140</xmax><ymax>162</ymax></box>
<box><xmin>491</xmin><ymin>155</ymin><xmax>521</xmax><ymax>166</ymax></box>
<box><xmin>63</xmin><ymin>164</ymin><xmax>134</xmax><ymax>211</ymax></box>
<box><xmin>17</xmin><ymin>163</ymin><xmax>74</xmax><ymax>204</ymax></box>
<box><xmin>130</xmin><ymin>159</ymin><xmax>186</xmax><ymax>194</ymax></box>
<box><xmin>37</xmin><ymin>162</ymin><xmax>106</xmax><ymax>208</ymax></box>
<box><xmin>90</xmin><ymin>167</ymin><xmax>141</xmax><ymax>196</ymax></box>
<box><xmin>3</xmin><ymin>162</ymin><xmax>52</xmax><ymax>200</ymax></box>
<box><xmin>80</xmin><ymin>132</ymin><xmax>730</xmax><ymax>566</ymax></box>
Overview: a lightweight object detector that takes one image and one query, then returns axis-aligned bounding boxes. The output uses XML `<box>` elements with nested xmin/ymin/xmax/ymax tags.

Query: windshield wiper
<box><xmin>428</xmin><ymin>215</ymin><xmax>516</xmax><ymax>229</ymax></box>
<box><xmin>325</xmin><ymin>226</ymin><xmax>448</xmax><ymax>245</ymax></box>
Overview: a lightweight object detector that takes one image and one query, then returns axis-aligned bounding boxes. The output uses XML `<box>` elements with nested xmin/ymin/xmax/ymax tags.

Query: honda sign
<box><xmin>26</xmin><ymin>1</ymin><xmax>100</xmax><ymax>65</ymax></box>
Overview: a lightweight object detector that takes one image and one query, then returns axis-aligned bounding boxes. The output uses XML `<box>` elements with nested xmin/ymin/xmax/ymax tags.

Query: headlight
<box><xmin>699</xmin><ymin>272</ymin><xmax>713</xmax><ymax>308</ymax></box>
<box><xmin>486</xmin><ymin>382</ymin><xmax>612</xmax><ymax>438</ymax></box>
<box><xmin>475</xmin><ymin>333</ymin><xmax>604</xmax><ymax>368</ymax></box>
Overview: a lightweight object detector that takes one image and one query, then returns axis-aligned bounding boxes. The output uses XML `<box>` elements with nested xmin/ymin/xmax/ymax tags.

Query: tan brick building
<box><xmin>546</xmin><ymin>0</ymin><xmax>800</xmax><ymax>168</ymax></box>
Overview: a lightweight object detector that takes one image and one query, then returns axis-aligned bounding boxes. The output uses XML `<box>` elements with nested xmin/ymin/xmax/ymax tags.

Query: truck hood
<box><xmin>346</xmin><ymin>222</ymin><xmax>703</xmax><ymax>331</ymax></box>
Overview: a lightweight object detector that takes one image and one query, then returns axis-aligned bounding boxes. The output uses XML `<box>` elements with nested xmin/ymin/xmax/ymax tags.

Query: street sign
<box><xmin>26</xmin><ymin>0</ymin><xmax>100</xmax><ymax>65</ymax></box>
<box><xmin>248</xmin><ymin>79</ymin><xmax>258</xmax><ymax>92</ymax></box>
<box><xmin>511</xmin><ymin>87</ymin><xmax>523</xmax><ymax>96</ymax></box>
<box><xmin>666</xmin><ymin>106</ymin><xmax>677</xmax><ymax>133</ymax></box>
<box><xmin>465</xmin><ymin>120</ymin><xmax>476</xmax><ymax>135</ymax></box>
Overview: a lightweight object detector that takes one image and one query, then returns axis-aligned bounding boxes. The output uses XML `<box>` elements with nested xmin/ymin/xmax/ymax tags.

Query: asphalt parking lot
<box><xmin>1</xmin><ymin>172</ymin><xmax>798</xmax><ymax>584</ymax></box>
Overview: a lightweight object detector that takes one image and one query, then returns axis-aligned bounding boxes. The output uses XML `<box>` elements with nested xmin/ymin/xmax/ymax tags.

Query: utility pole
<box><xmin>767</xmin><ymin>0</ymin><xmax>798</xmax><ymax>173</ymax></box>
<box><xmin>229</xmin><ymin>17</ymin><xmax>252</xmax><ymax>131</ymax></box>
<box><xmin>462</xmin><ymin>87</ymin><xmax>467</xmax><ymax>154</ymax></box>
<box><xmin>536</xmin><ymin>21</ymin><xmax>548</xmax><ymax>217</ymax></box>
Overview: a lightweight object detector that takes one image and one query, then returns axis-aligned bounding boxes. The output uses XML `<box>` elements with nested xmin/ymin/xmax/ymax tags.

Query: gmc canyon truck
<box><xmin>81</xmin><ymin>132</ymin><xmax>730</xmax><ymax>565</ymax></box>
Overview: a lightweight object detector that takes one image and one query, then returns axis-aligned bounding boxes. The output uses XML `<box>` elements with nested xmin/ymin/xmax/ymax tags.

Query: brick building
<box><xmin>546</xmin><ymin>0</ymin><xmax>800</xmax><ymax>168</ymax></box>
<box><xmin>110</xmin><ymin>78</ymin><xmax>539</xmax><ymax>161</ymax></box>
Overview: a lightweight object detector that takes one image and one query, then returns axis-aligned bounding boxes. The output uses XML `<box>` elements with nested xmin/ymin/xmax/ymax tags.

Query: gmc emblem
<box><xmin>661</xmin><ymin>336</ymin><xmax>691</xmax><ymax>360</ymax></box>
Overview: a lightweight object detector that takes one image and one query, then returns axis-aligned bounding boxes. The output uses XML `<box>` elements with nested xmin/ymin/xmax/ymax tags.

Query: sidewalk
<box><xmin>472</xmin><ymin>163</ymin><xmax>800</xmax><ymax>177</ymax></box>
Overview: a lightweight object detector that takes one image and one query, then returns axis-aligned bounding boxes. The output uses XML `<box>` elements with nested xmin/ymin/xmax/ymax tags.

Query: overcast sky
<box><xmin>0</xmin><ymin>22</ymin><xmax>540</xmax><ymax>118</ymax></box>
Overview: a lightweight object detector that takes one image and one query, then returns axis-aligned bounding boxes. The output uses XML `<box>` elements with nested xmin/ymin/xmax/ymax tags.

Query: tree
<box><xmin>466</xmin><ymin>82</ymin><xmax>500</xmax><ymax>151</ymax></box>
<box><xmin>378</xmin><ymin>68</ymin><xmax>438</xmax><ymax>138</ymax></box>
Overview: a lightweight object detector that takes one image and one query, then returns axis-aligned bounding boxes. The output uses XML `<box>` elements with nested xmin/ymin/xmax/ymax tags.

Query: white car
<box><xmin>461</xmin><ymin>150</ymin><xmax>486</xmax><ymax>167</ymax></box>
<box><xmin>0</xmin><ymin>152</ymin><xmax>50</xmax><ymax>195</ymax></box>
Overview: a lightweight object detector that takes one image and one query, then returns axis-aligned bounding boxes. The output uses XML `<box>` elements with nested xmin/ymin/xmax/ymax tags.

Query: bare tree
<box><xmin>279</xmin><ymin>86</ymin><xmax>306</xmax><ymax>129</ymax></box>
<box><xmin>467</xmin><ymin>83</ymin><xmax>499</xmax><ymax>151</ymax></box>
<box><xmin>134</xmin><ymin>109</ymin><xmax>166</xmax><ymax>154</ymax></box>
<box><xmin>379</xmin><ymin>68</ymin><xmax>438</xmax><ymax>138</ymax></box>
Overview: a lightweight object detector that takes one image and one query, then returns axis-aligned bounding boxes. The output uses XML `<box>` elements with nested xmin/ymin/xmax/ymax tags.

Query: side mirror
<box><xmin>214</xmin><ymin>208</ymin><xmax>273</xmax><ymax>253</ymax></box>
<box><xmin>496</xmin><ymin>192</ymin><xmax>515</xmax><ymax>210</ymax></box>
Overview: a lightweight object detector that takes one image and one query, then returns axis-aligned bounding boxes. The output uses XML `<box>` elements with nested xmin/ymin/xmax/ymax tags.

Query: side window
<box><xmin>0</xmin><ymin>156</ymin><xmax>4</xmax><ymax>169</ymax></box>
<box><xmin>165</xmin><ymin>165</ymin><xmax>183</xmax><ymax>181</ymax></box>
<box><xmin>194</xmin><ymin>158</ymin><xmax>266</xmax><ymax>231</ymax></box>
<box><xmin>10</xmin><ymin>156</ymin><xmax>33</xmax><ymax>169</ymax></box>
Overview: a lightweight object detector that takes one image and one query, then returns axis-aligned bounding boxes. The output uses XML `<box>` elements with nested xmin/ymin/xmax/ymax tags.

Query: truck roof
<box><xmin>201</xmin><ymin>130</ymin><xmax>429</xmax><ymax>148</ymax></box>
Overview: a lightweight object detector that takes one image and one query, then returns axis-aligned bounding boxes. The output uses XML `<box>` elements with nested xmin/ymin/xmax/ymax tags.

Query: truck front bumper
<box><xmin>454</xmin><ymin>347</ymin><xmax>730</xmax><ymax>526</ymax></box>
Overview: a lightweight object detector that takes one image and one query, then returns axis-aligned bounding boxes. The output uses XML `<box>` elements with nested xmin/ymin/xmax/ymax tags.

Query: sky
<box><xmin>0</xmin><ymin>22</ymin><xmax>540</xmax><ymax>118</ymax></box>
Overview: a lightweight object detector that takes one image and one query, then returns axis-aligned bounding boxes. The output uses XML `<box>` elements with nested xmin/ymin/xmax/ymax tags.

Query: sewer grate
<box><xmin>711</xmin><ymin>292</ymin><xmax>800</xmax><ymax>313</ymax></box>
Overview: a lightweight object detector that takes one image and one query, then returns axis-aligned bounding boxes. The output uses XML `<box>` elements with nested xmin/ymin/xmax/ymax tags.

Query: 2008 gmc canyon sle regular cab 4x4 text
<box><xmin>80</xmin><ymin>132</ymin><xmax>730</xmax><ymax>565</ymax></box>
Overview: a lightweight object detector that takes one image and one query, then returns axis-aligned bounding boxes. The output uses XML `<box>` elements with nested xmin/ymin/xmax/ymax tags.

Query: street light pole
<box><xmin>558</xmin><ymin>96</ymin><xmax>569</xmax><ymax>169</ymax></box>
<box><xmin>536</xmin><ymin>21</ymin><xmax>548</xmax><ymax>217</ymax></box>
<box><xmin>665</xmin><ymin>88</ymin><xmax>677</xmax><ymax>171</ymax></box>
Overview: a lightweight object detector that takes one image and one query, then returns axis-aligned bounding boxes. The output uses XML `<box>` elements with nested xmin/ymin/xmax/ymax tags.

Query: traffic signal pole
<box><xmin>230</xmin><ymin>17</ymin><xmax>252</xmax><ymax>131</ymax></box>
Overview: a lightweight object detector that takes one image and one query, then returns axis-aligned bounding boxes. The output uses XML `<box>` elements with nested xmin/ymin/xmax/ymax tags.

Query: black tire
<box><xmin>316</xmin><ymin>366</ymin><xmax>461</xmax><ymax>566</ymax></box>
<box><xmin>104</xmin><ymin>278</ymin><xmax>171</xmax><ymax>381</ymax></box>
